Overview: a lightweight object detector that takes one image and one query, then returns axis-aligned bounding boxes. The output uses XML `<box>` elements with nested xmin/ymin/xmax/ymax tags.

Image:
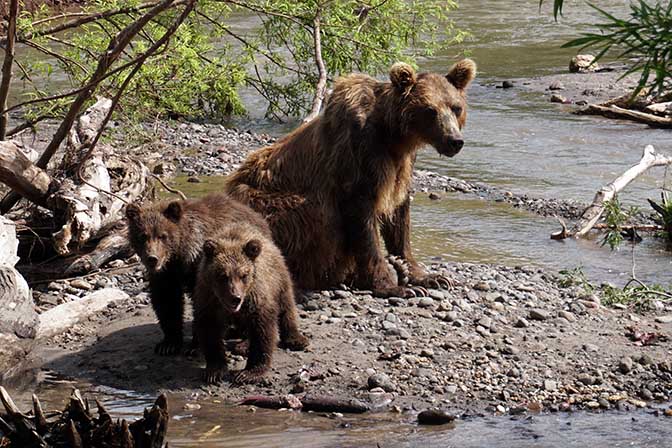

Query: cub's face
<box><xmin>202</xmin><ymin>238</ymin><xmax>261</xmax><ymax>313</ymax></box>
<box><xmin>391</xmin><ymin>60</ymin><xmax>476</xmax><ymax>157</ymax></box>
<box><xmin>125</xmin><ymin>201</ymin><xmax>183</xmax><ymax>273</ymax></box>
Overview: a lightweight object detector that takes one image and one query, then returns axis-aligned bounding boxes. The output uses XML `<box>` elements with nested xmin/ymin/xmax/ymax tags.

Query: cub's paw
<box><xmin>280</xmin><ymin>333</ymin><xmax>309</xmax><ymax>351</ymax></box>
<box><xmin>232</xmin><ymin>368</ymin><xmax>268</xmax><ymax>385</ymax></box>
<box><xmin>203</xmin><ymin>367</ymin><xmax>226</xmax><ymax>385</ymax></box>
<box><xmin>154</xmin><ymin>340</ymin><xmax>182</xmax><ymax>356</ymax></box>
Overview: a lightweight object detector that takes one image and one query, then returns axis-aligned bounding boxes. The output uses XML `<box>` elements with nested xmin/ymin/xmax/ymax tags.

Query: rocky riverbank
<box><xmin>27</xmin><ymin>258</ymin><xmax>672</xmax><ymax>418</ymax></box>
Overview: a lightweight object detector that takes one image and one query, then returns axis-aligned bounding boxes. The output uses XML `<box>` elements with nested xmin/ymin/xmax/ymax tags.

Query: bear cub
<box><xmin>193</xmin><ymin>223</ymin><xmax>308</xmax><ymax>384</ymax></box>
<box><xmin>125</xmin><ymin>193</ymin><xmax>271</xmax><ymax>355</ymax></box>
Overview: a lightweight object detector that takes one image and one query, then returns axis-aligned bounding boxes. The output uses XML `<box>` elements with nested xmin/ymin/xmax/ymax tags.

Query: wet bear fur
<box><xmin>192</xmin><ymin>223</ymin><xmax>308</xmax><ymax>384</ymax></box>
<box><xmin>226</xmin><ymin>60</ymin><xmax>477</xmax><ymax>297</ymax></box>
<box><xmin>125</xmin><ymin>193</ymin><xmax>271</xmax><ymax>355</ymax></box>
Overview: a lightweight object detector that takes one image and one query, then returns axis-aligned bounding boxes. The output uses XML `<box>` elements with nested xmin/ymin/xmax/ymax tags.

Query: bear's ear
<box><xmin>203</xmin><ymin>240</ymin><xmax>217</xmax><ymax>259</ymax></box>
<box><xmin>163</xmin><ymin>201</ymin><xmax>182</xmax><ymax>223</ymax></box>
<box><xmin>446</xmin><ymin>58</ymin><xmax>477</xmax><ymax>90</ymax></box>
<box><xmin>243</xmin><ymin>239</ymin><xmax>262</xmax><ymax>261</ymax></box>
<box><xmin>125</xmin><ymin>204</ymin><xmax>141</xmax><ymax>223</ymax></box>
<box><xmin>389</xmin><ymin>62</ymin><xmax>417</xmax><ymax>94</ymax></box>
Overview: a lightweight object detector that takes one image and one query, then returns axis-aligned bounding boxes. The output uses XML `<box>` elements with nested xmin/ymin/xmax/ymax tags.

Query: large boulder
<box><xmin>0</xmin><ymin>217</ymin><xmax>37</xmax><ymax>380</ymax></box>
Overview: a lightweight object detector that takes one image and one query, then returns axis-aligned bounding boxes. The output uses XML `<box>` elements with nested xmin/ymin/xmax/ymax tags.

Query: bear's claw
<box><xmin>204</xmin><ymin>367</ymin><xmax>226</xmax><ymax>384</ymax></box>
<box><xmin>154</xmin><ymin>340</ymin><xmax>182</xmax><ymax>356</ymax></box>
<box><xmin>233</xmin><ymin>368</ymin><xmax>267</xmax><ymax>385</ymax></box>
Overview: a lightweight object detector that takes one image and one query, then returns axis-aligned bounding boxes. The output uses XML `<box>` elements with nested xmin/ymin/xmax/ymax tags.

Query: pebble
<box><xmin>501</xmin><ymin>80</ymin><xmax>514</xmax><ymax>89</ymax></box>
<box><xmin>655</xmin><ymin>315</ymin><xmax>672</xmax><ymax>324</ymax></box>
<box><xmin>417</xmin><ymin>409</ymin><xmax>456</xmax><ymax>425</ymax></box>
<box><xmin>549</xmin><ymin>81</ymin><xmax>565</xmax><ymax>90</ymax></box>
<box><xmin>529</xmin><ymin>309</ymin><xmax>550</xmax><ymax>321</ymax></box>
<box><xmin>70</xmin><ymin>279</ymin><xmax>93</xmax><ymax>291</ymax></box>
<box><xmin>550</xmin><ymin>94</ymin><xmax>569</xmax><ymax>104</ymax></box>
<box><xmin>544</xmin><ymin>380</ymin><xmax>558</xmax><ymax>392</ymax></box>
<box><xmin>558</xmin><ymin>310</ymin><xmax>576</xmax><ymax>322</ymax></box>
<box><xmin>368</xmin><ymin>373</ymin><xmax>396</xmax><ymax>392</ymax></box>
<box><xmin>473</xmin><ymin>281</ymin><xmax>490</xmax><ymax>292</ymax></box>
<box><xmin>388</xmin><ymin>297</ymin><xmax>405</xmax><ymax>306</ymax></box>
<box><xmin>619</xmin><ymin>357</ymin><xmax>633</xmax><ymax>374</ymax></box>
<box><xmin>477</xmin><ymin>316</ymin><xmax>492</xmax><ymax>329</ymax></box>
<box><xmin>418</xmin><ymin>298</ymin><xmax>435</xmax><ymax>308</ymax></box>
<box><xmin>514</xmin><ymin>318</ymin><xmax>530</xmax><ymax>328</ymax></box>
<box><xmin>47</xmin><ymin>282</ymin><xmax>65</xmax><ymax>292</ymax></box>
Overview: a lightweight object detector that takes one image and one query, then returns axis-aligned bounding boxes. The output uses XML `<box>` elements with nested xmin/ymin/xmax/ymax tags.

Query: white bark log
<box><xmin>37</xmin><ymin>288</ymin><xmax>129</xmax><ymax>339</ymax></box>
<box><xmin>552</xmin><ymin>145</ymin><xmax>672</xmax><ymax>240</ymax></box>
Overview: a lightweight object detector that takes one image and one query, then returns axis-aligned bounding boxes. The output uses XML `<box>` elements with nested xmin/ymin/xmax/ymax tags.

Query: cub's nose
<box><xmin>146</xmin><ymin>255</ymin><xmax>159</xmax><ymax>268</ymax></box>
<box><xmin>452</xmin><ymin>139</ymin><xmax>464</xmax><ymax>151</ymax></box>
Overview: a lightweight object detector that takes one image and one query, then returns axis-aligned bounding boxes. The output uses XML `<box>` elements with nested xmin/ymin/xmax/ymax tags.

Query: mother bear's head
<box><xmin>390</xmin><ymin>59</ymin><xmax>477</xmax><ymax>157</ymax></box>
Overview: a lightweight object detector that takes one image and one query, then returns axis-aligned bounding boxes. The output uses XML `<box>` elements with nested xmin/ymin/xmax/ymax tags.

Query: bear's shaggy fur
<box><xmin>192</xmin><ymin>224</ymin><xmax>308</xmax><ymax>384</ymax></box>
<box><xmin>125</xmin><ymin>193</ymin><xmax>271</xmax><ymax>355</ymax></box>
<box><xmin>226</xmin><ymin>60</ymin><xmax>477</xmax><ymax>297</ymax></box>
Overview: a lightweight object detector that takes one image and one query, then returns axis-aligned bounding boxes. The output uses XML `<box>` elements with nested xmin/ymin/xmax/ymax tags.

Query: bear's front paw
<box><xmin>232</xmin><ymin>367</ymin><xmax>268</xmax><ymax>385</ymax></box>
<box><xmin>409</xmin><ymin>271</ymin><xmax>456</xmax><ymax>290</ymax></box>
<box><xmin>280</xmin><ymin>333</ymin><xmax>309</xmax><ymax>351</ymax></box>
<box><xmin>154</xmin><ymin>339</ymin><xmax>182</xmax><ymax>356</ymax></box>
<box><xmin>203</xmin><ymin>366</ymin><xmax>226</xmax><ymax>385</ymax></box>
<box><xmin>372</xmin><ymin>285</ymin><xmax>424</xmax><ymax>299</ymax></box>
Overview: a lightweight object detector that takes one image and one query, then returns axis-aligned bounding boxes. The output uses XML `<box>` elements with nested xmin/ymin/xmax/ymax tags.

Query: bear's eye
<box><xmin>240</xmin><ymin>273</ymin><xmax>249</xmax><ymax>282</ymax></box>
<box><xmin>425</xmin><ymin>108</ymin><xmax>438</xmax><ymax>119</ymax></box>
<box><xmin>451</xmin><ymin>105</ymin><xmax>463</xmax><ymax>116</ymax></box>
<box><xmin>159</xmin><ymin>233</ymin><xmax>168</xmax><ymax>241</ymax></box>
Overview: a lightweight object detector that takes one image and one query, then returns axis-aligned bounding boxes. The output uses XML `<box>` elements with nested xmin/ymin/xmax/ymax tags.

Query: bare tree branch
<box><xmin>304</xmin><ymin>8</ymin><xmax>327</xmax><ymax>123</ymax></box>
<box><xmin>1</xmin><ymin>0</ymin><xmax>179</xmax><ymax>214</ymax></box>
<box><xmin>0</xmin><ymin>0</ymin><xmax>19</xmax><ymax>140</ymax></box>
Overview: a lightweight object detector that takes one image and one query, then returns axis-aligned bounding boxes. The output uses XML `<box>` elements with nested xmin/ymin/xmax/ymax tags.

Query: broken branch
<box><xmin>552</xmin><ymin>145</ymin><xmax>672</xmax><ymax>240</ymax></box>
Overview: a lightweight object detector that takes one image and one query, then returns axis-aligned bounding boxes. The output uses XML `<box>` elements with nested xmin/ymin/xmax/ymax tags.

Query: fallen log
<box><xmin>552</xmin><ymin>145</ymin><xmax>672</xmax><ymax>240</ymax></box>
<box><xmin>577</xmin><ymin>104</ymin><xmax>672</xmax><ymax>129</ymax></box>
<box><xmin>0</xmin><ymin>387</ymin><xmax>168</xmax><ymax>448</ymax></box>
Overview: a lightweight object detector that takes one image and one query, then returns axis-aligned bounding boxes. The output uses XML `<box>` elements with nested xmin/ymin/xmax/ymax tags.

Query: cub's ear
<box><xmin>125</xmin><ymin>204</ymin><xmax>141</xmax><ymax>223</ymax></box>
<box><xmin>389</xmin><ymin>62</ymin><xmax>417</xmax><ymax>94</ymax></box>
<box><xmin>243</xmin><ymin>239</ymin><xmax>262</xmax><ymax>261</ymax></box>
<box><xmin>163</xmin><ymin>201</ymin><xmax>182</xmax><ymax>223</ymax></box>
<box><xmin>446</xmin><ymin>58</ymin><xmax>477</xmax><ymax>90</ymax></box>
<box><xmin>203</xmin><ymin>240</ymin><xmax>217</xmax><ymax>259</ymax></box>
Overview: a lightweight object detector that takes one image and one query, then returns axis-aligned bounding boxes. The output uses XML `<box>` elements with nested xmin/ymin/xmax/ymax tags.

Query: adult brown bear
<box><xmin>226</xmin><ymin>60</ymin><xmax>477</xmax><ymax>297</ymax></box>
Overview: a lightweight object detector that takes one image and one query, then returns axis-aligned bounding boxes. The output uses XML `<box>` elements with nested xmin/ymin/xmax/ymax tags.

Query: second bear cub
<box><xmin>193</xmin><ymin>224</ymin><xmax>308</xmax><ymax>384</ymax></box>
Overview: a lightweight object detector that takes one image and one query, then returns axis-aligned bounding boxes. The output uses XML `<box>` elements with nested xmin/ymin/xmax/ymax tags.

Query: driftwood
<box><xmin>240</xmin><ymin>394</ymin><xmax>369</xmax><ymax>414</ymax></box>
<box><xmin>0</xmin><ymin>98</ymin><xmax>148</xmax><ymax>281</ymax></box>
<box><xmin>0</xmin><ymin>387</ymin><xmax>168</xmax><ymax>448</ymax></box>
<box><xmin>577</xmin><ymin>104</ymin><xmax>672</xmax><ymax>129</ymax></box>
<box><xmin>552</xmin><ymin>145</ymin><xmax>672</xmax><ymax>240</ymax></box>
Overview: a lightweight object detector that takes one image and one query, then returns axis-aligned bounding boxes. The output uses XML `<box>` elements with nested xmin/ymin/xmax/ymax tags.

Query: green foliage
<box><xmin>558</xmin><ymin>266</ymin><xmax>672</xmax><ymax>309</ymax></box>
<box><xmin>558</xmin><ymin>266</ymin><xmax>594</xmax><ymax>292</ymax></box>
<box><xmin>601</xmin><ymin>197</ymin><xmax>639</xmax><ymax>250</ymax></box>
<box><xmin>13</xmin><ymin>0</ymin><xmax>464</xmax><ymax>121</ymax></box>
<box><xmin>649</xmin><ymin>190</ymin><xmax>672</xmax><ymax>240</ymax></box>
<box><xmin>242</xmin><ymin>0</ymin><xmax>464</xmax><ymax>117</ymax></box>
<box><xmin>542</xmin><ymin>0</ymin><xmax>672</xmax><ymax>98</ymax></box>
<box><xmin>601</xmin><ymin>282</ymin><xmax>670</xmax><ymax>308</ymax></box>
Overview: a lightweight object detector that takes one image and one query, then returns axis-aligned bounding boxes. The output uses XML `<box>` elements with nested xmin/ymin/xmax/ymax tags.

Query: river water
<box><xmin>5</xmin><ymin>0</ymin><xmax>672</xmax><ymax>446</ymax></box>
